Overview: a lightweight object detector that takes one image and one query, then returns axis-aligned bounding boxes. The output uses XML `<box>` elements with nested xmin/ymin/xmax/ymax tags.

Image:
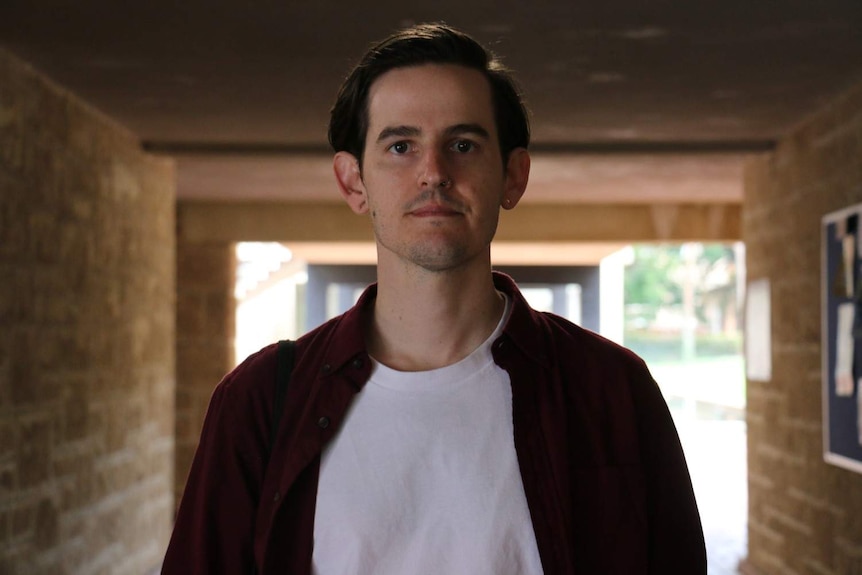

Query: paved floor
<box><xmin>671</xmin><ymin>405</ymin><xmax>748</xmax><ymax>575</ymax></box>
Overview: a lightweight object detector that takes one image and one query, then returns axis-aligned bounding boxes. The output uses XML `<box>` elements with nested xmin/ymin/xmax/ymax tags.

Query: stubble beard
<box><xmin>369</xmin><ymin>187</ymin><xmax>502</xmax><ymax>273</ymax></box>
<box><xmin>374</xmin><ymin>216</ymin><xmax>499</xmax><ymax>274</ymax></box>
<box><xmin>406</xmin><ymin>242</ymin><xmax>470</xmax><ymax>273</ymax></box>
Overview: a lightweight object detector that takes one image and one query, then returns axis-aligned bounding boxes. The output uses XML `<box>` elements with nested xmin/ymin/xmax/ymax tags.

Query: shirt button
<box><xmin>273</xmin><ymin>491</ymin><xmax>280</xmax><ymax>503</ymax></box>
<box><xmin>318</xmin><ymin>416</ymin><xmax>330</xmax><ymax>429</ymax></box>
<box><xmin>351</xmin><ymin>358</ymin><xmax>363</xmax><ymax>369</ymax></box>
<box><xmin>321</xmin><ymin>364</ymin><xmax>331</xmax><ymax>374</ymax></box>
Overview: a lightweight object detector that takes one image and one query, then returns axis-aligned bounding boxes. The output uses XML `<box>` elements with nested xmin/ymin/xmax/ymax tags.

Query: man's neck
<box><xmin>367</xmin><ymin>258</ymin><xmax>504</xmax><ymax>372</ymax></box>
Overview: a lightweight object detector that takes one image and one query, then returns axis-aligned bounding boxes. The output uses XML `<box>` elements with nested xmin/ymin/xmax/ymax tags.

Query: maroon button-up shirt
<box><xmin>163</xmin><ymin>272</ymin><xmax>706</xmax><ymax>574</ymax></box>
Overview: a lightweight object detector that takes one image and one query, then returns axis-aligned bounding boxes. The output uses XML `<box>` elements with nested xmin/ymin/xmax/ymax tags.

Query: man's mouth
<box><xmin>408</xmin><ymin>204</ymin><xmax>462</xmax><ymax>217</ymax></box>
<box><xmin>405</xmin><ymin>190</ymin><xmax>466</xmax><ymax>217</ymax></box>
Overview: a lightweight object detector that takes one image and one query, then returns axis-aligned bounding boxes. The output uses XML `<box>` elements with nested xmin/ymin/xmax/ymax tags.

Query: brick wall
<box><xmin>0</xmin><ymin>49</ymin><xmax>176</xmax><ymax>574</ymax></box>
<box><xmin>743</xmin><ymin>81</ymin><xmax>862</xmax><ymax>574</ymax></box>
<box><xmin>174</xmin><ymin>238</ymin><xmax>235</xmax><ymax>505</ymax></box>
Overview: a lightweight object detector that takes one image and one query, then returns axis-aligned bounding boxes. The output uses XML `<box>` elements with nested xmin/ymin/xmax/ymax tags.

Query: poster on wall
<box><xmin>822</xmin><ymin>203</ymin><xmax>862</xmax><ymax>474</ymax></box>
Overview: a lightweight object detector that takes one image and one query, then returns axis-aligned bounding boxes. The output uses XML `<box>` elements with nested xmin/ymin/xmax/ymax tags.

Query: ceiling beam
<box><xmin>178</xmin><ymin>201</ymin><xmax>741</xmax><ymax>244</ymax></box>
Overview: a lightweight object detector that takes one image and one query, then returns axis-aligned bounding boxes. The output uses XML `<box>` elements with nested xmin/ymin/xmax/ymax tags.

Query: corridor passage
<box><xmin>672</xmin><ymin>404</ymin><xmax>747</xmax><ymax>574</ymax></box>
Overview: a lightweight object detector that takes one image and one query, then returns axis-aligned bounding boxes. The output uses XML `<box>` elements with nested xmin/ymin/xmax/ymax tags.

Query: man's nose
<box><xmin>418</xmin><ymin>149</ymin><xmax>451</xmax><ymax>188</ymax></box>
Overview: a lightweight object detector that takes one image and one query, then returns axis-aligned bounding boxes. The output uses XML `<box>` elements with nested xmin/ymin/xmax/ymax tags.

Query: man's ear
<box><xmin>501</xmin><ymin>148</ymin><xmax>530</xmax><ymax>210</ymax></box>
<box><xmin>333</xmin><ymin>151</ymin><xmax>368</xmax><ymax>214</ymax></box>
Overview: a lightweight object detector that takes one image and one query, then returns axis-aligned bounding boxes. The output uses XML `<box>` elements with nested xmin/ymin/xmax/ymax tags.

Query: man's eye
<box><xmin>389</xmin><ymin>142</ymin><xmax>410</xmax><ymax>154</ymax></box>
<box><xmin>453</xmin><ymin>140</ymin><xmax>475</xmax><ymax>153</ymax></box>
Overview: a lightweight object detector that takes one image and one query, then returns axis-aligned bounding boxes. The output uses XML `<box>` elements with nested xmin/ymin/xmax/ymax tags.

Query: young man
<box><xmin>163</xmin><ymin>23</ymin><xmax>706</xmax><ymax>574</ymax></box>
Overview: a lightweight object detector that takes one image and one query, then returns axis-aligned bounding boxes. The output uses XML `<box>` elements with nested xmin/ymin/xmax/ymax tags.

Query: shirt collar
<box><xmin>322</xmin><ymin>272</ymin><xmax>551</xmax><ymax>374</ymax></box>
<box><xmin>318</xmin><ymin>283</ymin><xmax>376</xmax><ymax>378</ymax></box>
<box><xmin>492</xmin><ymin>271</ymin><xmax>553</xmax><ymax>369</ymax></box>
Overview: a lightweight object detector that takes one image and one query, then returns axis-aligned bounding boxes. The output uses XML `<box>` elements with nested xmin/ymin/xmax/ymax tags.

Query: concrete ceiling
<box><xmin>2</xmin><ymin>0</ymin><xmax>861</xmax><ymax>204</ymax></box>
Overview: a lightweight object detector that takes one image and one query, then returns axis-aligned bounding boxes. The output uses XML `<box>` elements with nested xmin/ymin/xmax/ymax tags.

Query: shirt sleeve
<box><xmin>632</xmin><ymin>365</ymin><xmax>708</xmax><ymax>574</ymax></box>
<box><xmin>162</xmin><ymin>352</ymin><xmax>273</xmax><ymax>575</ymax></box>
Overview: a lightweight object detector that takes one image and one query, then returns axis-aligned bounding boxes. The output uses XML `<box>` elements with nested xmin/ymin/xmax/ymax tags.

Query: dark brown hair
<box><xmin>328</xmin><ymin>23</ymin><xmax>530</xmax><ymax>165</ymax></box>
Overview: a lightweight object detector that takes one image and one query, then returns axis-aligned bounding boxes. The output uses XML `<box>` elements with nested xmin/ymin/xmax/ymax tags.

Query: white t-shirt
<box><xmin>312</xmin><ymin>297</ymin><xmax>544</xmax><ymax>575</ymax></box>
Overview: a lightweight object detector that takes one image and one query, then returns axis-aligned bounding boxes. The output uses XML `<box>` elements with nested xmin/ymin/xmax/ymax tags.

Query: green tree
<box><xmin>625</xmin><ymin>245</ymin><xmax>683</xmax><ymax>318</ymax></box>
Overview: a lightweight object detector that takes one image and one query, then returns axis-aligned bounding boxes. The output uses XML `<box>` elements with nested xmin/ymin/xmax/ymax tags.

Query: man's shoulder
<box><xmin>228</xmin><ymin>308</ymin><xmax>361</xmax><ymax>388</ymax></box>
<box><xmin>216</xmin><ymin>342</ymin><xmax>280</xmax><ymax>397</ymax></box>
<box><xmin>514</xmin><ymin>307</ymin><xmax>645</xmax><ymax>369</ymax></box>
<box><xmin>231</xmin><ymin>314</ymin><xmax>344</xmax><ymax>378</ymax></box>
<box><xmin>528</xmin><ymin>312</ymin><xmax>664</xmax><ymax>428</ymax></box>
<box><xmin>543</xmin><ymin>312</ymin><xmax>643</xmax><ymax>363</ymax></box>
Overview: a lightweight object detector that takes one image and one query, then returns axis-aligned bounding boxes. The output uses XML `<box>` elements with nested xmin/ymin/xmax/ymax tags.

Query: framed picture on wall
<box><xmin>822</xmin><ymin>203</ymin><xmax>862</xmax><ymax>474</ymax></box>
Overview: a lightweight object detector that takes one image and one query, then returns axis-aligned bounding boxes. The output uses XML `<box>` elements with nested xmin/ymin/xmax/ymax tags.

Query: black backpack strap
<box><xmin>254</xmin><ymin>340</ymin><xmax>295</xmax><ymax>575</ymax></box>
<box><xmin>269</xmin><ymin>339</ymin><xmax>295</xmax><ymax>457</ymax></box>
<box><xmin>251</xmin><ymin>339</ymin><xmax>296</xmax><ymax>575</ymax></box>
<box><xmin>253</xmin><ymin>342</ymin><xmax>296</xmax><ymax>574</ymax></box>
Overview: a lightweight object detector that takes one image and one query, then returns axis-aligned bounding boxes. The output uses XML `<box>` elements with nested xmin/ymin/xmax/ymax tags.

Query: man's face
<box><xmin>336</xmin><ymin>63</ymin><xmax>528</xmax><ymax>274</ymax></box>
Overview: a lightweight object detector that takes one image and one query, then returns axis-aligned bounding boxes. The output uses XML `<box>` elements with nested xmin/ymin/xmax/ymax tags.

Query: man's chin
<box><xmin>405</xmin><ymin>245</ymin><xmax>476</xmax><ymax>273</ymax></box>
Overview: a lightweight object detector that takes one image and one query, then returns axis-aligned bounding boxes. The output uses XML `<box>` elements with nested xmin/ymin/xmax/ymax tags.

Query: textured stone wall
<box><xmin>742</xmin><ymin>82</ymin><xmax>862</xmax><ymax>574</ymax></box>
<box><xmin>174</xmin><ymin>237</ymin><xmax>235</xmax><ymax>505</ymax></box>
<box><xmin>0</xmin><ymin>49</ymin><xmax>176</xmax><ymax>574</ymax></box>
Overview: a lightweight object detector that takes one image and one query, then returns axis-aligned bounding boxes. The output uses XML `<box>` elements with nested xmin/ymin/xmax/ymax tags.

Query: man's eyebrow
<box><xmin>375</xmin><ymin>123</ymin><xmax>492</xmax><ymax>143</ymax></box>
<box><xmin>376</xmin><ymin>125</ymin><xmax>420</xmax><ymax>143</ymax></box>
<box><xmin>445</xmin><ymin>123</ymin><xmax>491</xmax><ymax>139</ymax></box>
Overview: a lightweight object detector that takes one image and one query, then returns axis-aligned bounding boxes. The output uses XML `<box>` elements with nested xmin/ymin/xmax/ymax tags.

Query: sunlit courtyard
<box><xmin>652</xmin><ymin>356</ymin><xmax>747</xmax><ymax>575</ymax></box>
